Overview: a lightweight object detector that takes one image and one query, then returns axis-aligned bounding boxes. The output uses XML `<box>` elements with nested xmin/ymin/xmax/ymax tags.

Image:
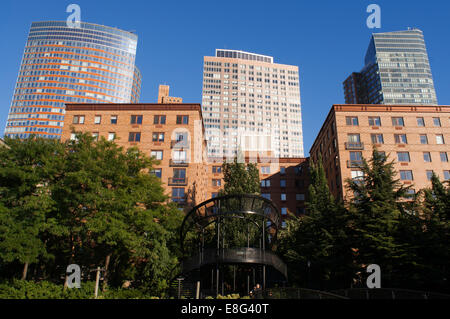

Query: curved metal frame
<box><xmin>177</xmin><ymin>194</ymin><xmax>287</xmax><ymax>297</ymax></box>
<box><xmin>180</xmin><ymin>194</ymin><xmax>281</xmax><ymax>254</ymax></box>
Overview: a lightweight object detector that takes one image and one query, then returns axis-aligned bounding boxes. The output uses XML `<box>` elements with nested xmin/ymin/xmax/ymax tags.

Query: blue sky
<box><xmin>1</xmin><ymin>0</ymin><xmax>449</xmax><ymax>155</ymax></box>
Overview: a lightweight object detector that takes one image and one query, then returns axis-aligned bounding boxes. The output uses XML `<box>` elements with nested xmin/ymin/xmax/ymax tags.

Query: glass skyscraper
<box><xmin>344</xmin><ymin>29</ymin><xmax>438</xmax><ymax>105</ymax></box>
<box><xmin>4</xmin><ymin>21</ymin><xmax>141</xmax><ymax>139</ymax></box>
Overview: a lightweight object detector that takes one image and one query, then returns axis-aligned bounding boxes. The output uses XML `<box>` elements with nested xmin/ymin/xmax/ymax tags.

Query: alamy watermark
<box><xmin>66</xmin><ymin>4</ymin><xmax>81</xmax><ymax>29</ymax></box>
<box><xmin>366</xmin><ymin>4</ymin><xmax>381</xmax><ymax>29</ymax></box>
<box><xmin>366</xmin><ymin>264</ymin><xmax>381</xmax><ymax>288</ymax></box>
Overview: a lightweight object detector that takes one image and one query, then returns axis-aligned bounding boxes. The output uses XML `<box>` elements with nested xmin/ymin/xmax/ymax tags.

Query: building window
<box><xmin>92</xmin><ymin>132</ymin><xmax>99</xmax><ymax>141</ymax></box>
<box><xmin>280</xmin><ymin>179</ymin><xmax>286</xmax><ymax>187</ymax></box>
<box><xmin>423</xmin><ymin>152</ymin><xmax>432</xmax><ymax>162</ymax></box>
<box><xmin>394</xmin><ymin>134</ymin><xmax>407</xmax><ymax>144</ymax></box>
<box><xmin>108</xmin><ymin>132</ymin><xmax>115</xmax><ymax>141</ymax></box>
<box><xmin>420</xmin><ymin>134</ymin><xmax>428</xmax><ymax>144</ymax></box>
<box><xmin>351</xmin><ymin>170</ymin><xmax>364</xmax><ymax>180</ymax></box>
<box><xmin>73</xmin><ymin>115</ymin><xmax>85</xmax><ymax>124</ymax></box>
<box><xmin>172</xmin><ymin>188</ymin><xmax>185</xmax><ymax>202</ymax></box>
<box><xmin>212</xmin><ymin>179</ymin><xmax>222</xmax><ymax>187</ymax></box>
<box><xmin>173</xmin><ymin>150</ymin><xmax>187</xmax><ymax>163</ymax></box>
<box><xmin>433</xmin><ymin>117</ymin><xmax>441</xmax><ymax>127</ymax></box>
<box><xmin>261</xmin><ymin>180</ymin><xmax>271</xmax><ymax>187</ymax></box>
<box><xmin>368</xmin><ymin>116</ymin><xmax>381</xmax><ymax>126</ymax></box>
<box><xmin>154</xmin><ymin>115</ymin><xmax>166</xmax><ymax>124</ymax></box>
<box><xmin>294</xmin><ymin>166</ymin><xmax>303</xmax><ymax>175</ymax></box>
<box><xmin>400</xmin><ymin>170</ymin><xmax>413</xmax><ymax>181</ymax></box>
<box><xmin>281</xmin><ymin>194</ymin><xmax>286</xmax><ymax>201</ymax></box>
<box><xmin>296</xmin><ymin>207</ymin><xmax>305</xmax><ymax>215</ymax></box>
<box><xmin>346</xmin><ymin>116</ymin><xmax>359</xmax><ymax>126</ymax></box>
<box><xmin>152</xmin><ymin>132</ymin><xmax>164</xmax><ymax>142</ymax></box>
<box><xmin>131</xmin><ymin>115</ymin><xmax>143</xmax><ymax>124</ymax></box>
<box><xmin>371</xmin><ymin>134</ymin><xmax>384</xmax><ymax>144</ymax></box>
<box><xmin>436</xmin><ymin>135</ymin><xmax>445</xmax><ymax>145</ymax></box>
<box><xmin>350</xmin><ymin>151</ymin><xmax>362</xmax><ymax>161</ymax></box>
<box><xmin>110</xmin><ymin>115</ymin><xmax>118</xmax><ymax>124</ymax></box>
<box><xmin>348</xmin><ymin>134</ymin><xmax>360</xmax><ymax>143</ymax></box>
<box><xmin>426</xmin><ymin>170</ymin><xmax>434</xmax><ymax>181</ymax></box>
<box><xmin>94</xmin><ymin>115</ymin><xmax>101</xmax><ymax>124</ymax></box>
<box><xmin>261</xmin><ymin>166</ymin><xmax>270</xmax><ymax>174</ymax></box>
<box><xmin>151</xmin><ymin>168</ymin><xmax>162</xmax><ymax>178</ymax></box>
<box><xmin>280</xmin><ymin>167</ymin><xmax>286</xmax><ymax>175</ymax></box>
<box><xmin>392</xmin><ymin>117</ymin><xmax>404</xmax><ymax>127</ymax></box>
<box><xmin>296</xmin><ymin>194</ymin><xmax>305</xmax><ymax>201</ymax></box>
<box><xmin>440</xmin><ymin>152</ymin><xmax>448</xmax><ymax>162</ymax></box>
<box><xmin>150</xmin><ymin>150</ymin><xmax>163</xmax><ymax>160</ymax></box>
<box><xmin>397</xmin><ymin>152</ymin><xmax>410</xmax><ymax>162</ymax></box>
<box><xmin>281</xmin><ymin>207</ymin><xmax>287</xmax><ymax>215</ymax></box>
<box><xmin>444</xmin><ymin>171</ymin><xmax>450</xmax><ymax>181</ymax></box>
<box><xmin>406</xmin><ymin>189</ymin><xmax>416</xmax><ymax>199</ymax></box>
<box><xmin>128</xmin><ymin>132</ymin><xmax>141</xmax><ymax>142</ymax></box>
<box><xmin>70</xmin><ymin>133</ymin><xmax>77</xmax><ymax>140</ymax></box>
<box><xmin>417</xmin><ymin>117</ymin><xmax>425</xmax><ymax>127</ymax></box>
<box><xmin>212</xmin><ymin>166</ymin><xmax>222</xmax><ymax>173</ymax></box>
<box><xmin>176</xmin><ymin>115</ymin><xmax>189</xmax><ymax>125</ymax></box>
<box><xmin>261</xmin><ymin>193</ymin><xmax>271</xmax><ymax>200</ymax></box>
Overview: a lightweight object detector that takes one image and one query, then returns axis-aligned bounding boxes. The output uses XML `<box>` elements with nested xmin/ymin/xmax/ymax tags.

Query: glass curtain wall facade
<box><xmin>202</xmin><ymin>49</ymin><xmax>304</xmax><ymax>159</ymax></box>
<box><xmin>4</xmin><ymin>21</ymin><xmax>141</xmax><ymax>139</ymax></box>
<box><xmin>344</xmin><ymin>29</ymin><xmax>438</xmax><ymax>105</ymax></box>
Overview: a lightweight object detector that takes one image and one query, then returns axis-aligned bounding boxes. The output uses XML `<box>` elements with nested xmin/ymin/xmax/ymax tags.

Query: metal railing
<box><xmin>332</xmin><ymin>288</ymin><xmax>450</xmax><ymax>300</ymax></box>
<box><xmin>345</xmin><ymin>142</ymin><xmax>364</xmax><ymax>150</ymax></box>
<box><xmin>171</xmin><ymin>140</ymin><xmax>190</xmax><ymax>149</ymax></box>
<box><xmin>170</xmin><ymin>159</ymin><xmax>189</xmax><ymax>167</ymax></box>
<box><xmin>347</xmin><ymin>160</ymin><xmax>364</xmax><ymax>168</ymax></box>
<box><xmin>168</xmin><ymin>177</ymin><xmax>188</xmax><ymax>186</ymax></box>
<box><xmin>254</xmin><ymin>287</ymin><xmax>348</xmax><ymax>299</ymax></box>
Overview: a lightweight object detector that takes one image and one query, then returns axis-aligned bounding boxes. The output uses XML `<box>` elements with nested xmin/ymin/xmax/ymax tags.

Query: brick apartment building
<box><xmin>61</xmin><ymin>103</ymin><xmax>309</xmax><ymax>221</ymax></box>
<box><xmin>310</xmin><ymin>104</ymin><xmax>450</xmax><ymax>201</ymax></box>
<box><xmin>61</xmin><ymin>103</ymin><xmax>210</xmax><ymax>208</ymax></box>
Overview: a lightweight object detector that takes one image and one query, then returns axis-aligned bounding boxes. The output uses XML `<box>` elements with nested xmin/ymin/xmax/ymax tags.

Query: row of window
<box><xmin>72</xmin><ymin>114</ymin><xmax>189</xmax><ymax>125</ymax></box>
<box><xmin>346</xmin><ymin>116</ymin><xmax>448</xmax><ymax>127</ymax></box>
<box><xmin>348</xmin><ymin>133</ymin><xmax>446</xmax><ymax>145</ymax></box>
<box><xmin>349</xmin><ymin>151</ymin><xmax>449</xmax><ymax>163</ymax></box>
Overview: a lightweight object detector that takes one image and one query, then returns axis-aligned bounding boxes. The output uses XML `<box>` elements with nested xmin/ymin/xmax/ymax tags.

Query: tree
<box><xmin>411</xmin><ymin>173</ymin><xmax>450</xmax><ymax>291</ymax></box>
<box><xmin>345</xmin><ymin>149</ymin><xmax>412</xmax><ymax>287</ymax></box>
<box><xmin>47</xmin><ymin>132</ymin><xmax>182</xmax><ymax>293</ymax></box>
<box><xmin>278</xmin><ymin>158</ymin><xmax>354</xmax><ymax>290</ymax></box>
<box><xmin>220</xmin><ymin>157</ymin><xmax>260</xmax><ymax>196</ymax></box>
<box><xmin>0</xmin><ymin>137</ymin><xmax>62</xmax><ymax>280</ymax></box>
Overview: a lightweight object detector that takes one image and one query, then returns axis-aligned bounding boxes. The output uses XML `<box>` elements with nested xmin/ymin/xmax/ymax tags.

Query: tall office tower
<box><xmin>202</xmin><ymin>49</ymin><xmax>303</xmax><ymax>159</ymax></box>
<box><xmin>4</xmin><ymin>21</ymin><xmax>141</xmax><ymax>139</ymax></box>
<box><xmin>344</xmin><ymin>29</ymin><xmax>438</xmax><ymax>105</ymax></box>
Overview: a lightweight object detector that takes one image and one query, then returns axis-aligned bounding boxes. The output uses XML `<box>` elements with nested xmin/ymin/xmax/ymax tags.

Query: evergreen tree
<box><xmin>346</xmin><ymin>149</ymin><xmax>412</xmax><ymax>287</ymax></box>
<box><xmin>278</xmin><ymin>158</ymin><xmax>354</xmax><ymax>290</ymax></box>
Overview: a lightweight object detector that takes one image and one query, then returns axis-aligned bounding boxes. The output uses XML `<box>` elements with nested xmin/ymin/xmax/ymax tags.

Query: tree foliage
<box><xmin>0</xmin><ymin>134</ymin><xmax>183</xmax><ymax>295</ymax></box>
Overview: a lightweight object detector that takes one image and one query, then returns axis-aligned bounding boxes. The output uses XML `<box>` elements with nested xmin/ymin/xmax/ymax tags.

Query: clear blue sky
<box><xmin>1</xmin><ymin>0</ymin><xmax>449</xmax><ymax>155</ymax></box>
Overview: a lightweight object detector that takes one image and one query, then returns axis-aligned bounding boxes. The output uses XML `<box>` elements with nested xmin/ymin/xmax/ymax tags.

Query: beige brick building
<box><xmin>310</xmin><ymin>104</ymin><xmax>450</xmax><ymax>201</ymax></box>
<box><xmin>202</xmin><ymin>49</ymin><xmax>303</xmax><ymax>159</ymax></box>
<box><xmin>157</xmin><ymin>85</ymin><xmax>183</xmax><ymax>104</ymax></box>
<box><xmin>208</xmin><ymin>156</ymin><xmax>309</xmax><ymax>224</ymax></box>
<box><xmin>61</xmin><ymin>103</ymin><xmax>310</xmax><ymax>218</ymax></box>
<box><xmin>62</xmin><ymin>103</ymin><xmax>209</xmax><ymax>208</ymax></box>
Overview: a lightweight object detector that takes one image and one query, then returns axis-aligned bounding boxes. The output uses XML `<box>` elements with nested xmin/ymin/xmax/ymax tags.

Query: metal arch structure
<box><xmin>177</xmin><ymin>194</ymin><xmax>288</xmax><ymax>297</ymax></box>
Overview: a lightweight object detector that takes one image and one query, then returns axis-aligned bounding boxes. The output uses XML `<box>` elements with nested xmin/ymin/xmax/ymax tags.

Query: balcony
<box><xmin>169</xmin><ymin>159</ymin><xmax>189</xmax><ymax>167</ymax></box>
<box><xmin>168</xmin><ymin>177</ymin><xmax>188</xmax><ymax>186</ymax></box>
<box><xmin>171</xmin><ymin>139</ymin><xmax>190</xmax><ymax>149</ymax></box>
<box><xmin>347</xmin><ymin>160</ymin><xmax>364</xmax><ymax>168</ymax></box>
<box><xmin>345</xmin><ymin>142</ymin><xmax>364</xmax><ymax>150</ymax></box>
